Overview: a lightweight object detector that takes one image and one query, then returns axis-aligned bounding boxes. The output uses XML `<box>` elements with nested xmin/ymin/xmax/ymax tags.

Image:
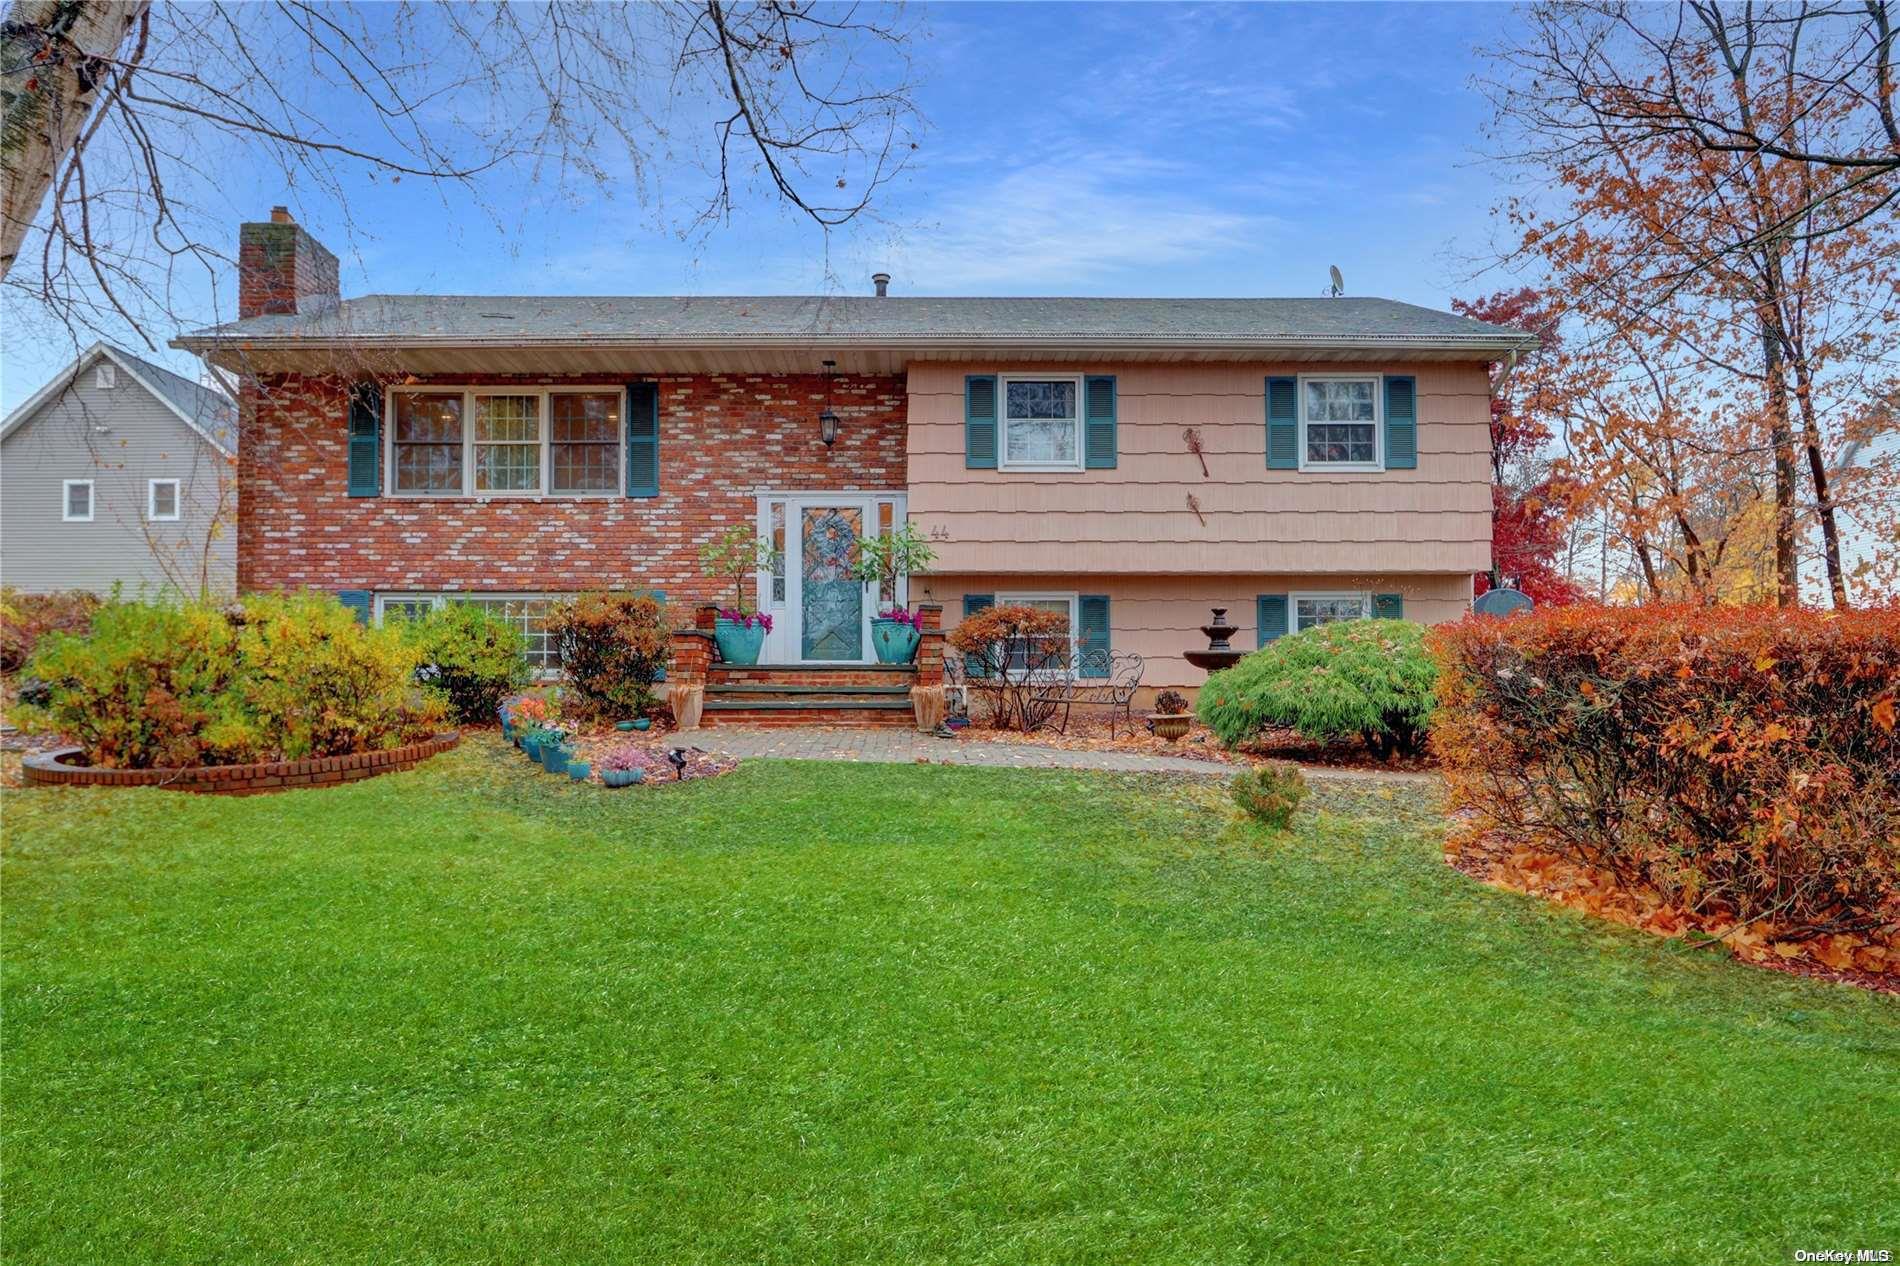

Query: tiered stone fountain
<box><xmin>1182</xmin><ymin>608</ymin><xmax>1246</xmax><ymax>674</ymax></box>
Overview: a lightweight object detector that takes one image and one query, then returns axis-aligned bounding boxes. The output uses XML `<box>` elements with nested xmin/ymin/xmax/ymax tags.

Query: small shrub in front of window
<box><xmin>947</xmin><ymin>603</ymin><xmax>1071</xmax><ymax>732</ymax></box>
<box><xmin>1195</xmin><ymin>619</ymin><xmax>1436</xmax><ymax>759</ymax></box>
<box><xmin>401</xmin><ymin>602</ymin><xmax>534</xmax><ymax>725</ymax></box>
<box><xmin>546</xmin><ymin>592</ymin><xmax>671</xmax><ymax>723</ymax></box>
<box><xmin>1231</xmin><ymin>762</ymin><xmax>1308</xmax><ymax>830</ymax></box>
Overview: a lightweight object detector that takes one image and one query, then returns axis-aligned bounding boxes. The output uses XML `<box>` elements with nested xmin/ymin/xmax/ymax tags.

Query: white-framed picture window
<box><xmin>62</xmin><ymin>479</ymin><xmax>94</xmax><ymax>522</ymax></box>
<box><xmin>1000</xmin><ymin>375</ymin><xmax>1082</xmax><ymax>471</ymax></box>
<box><xmin>1299</xmin><ymin>375</ymin><xmax>1382</xmax><ymax>471</ymax></box>
<box><xmin>147</xmin><ymin>478</ymin><xmax>181</xmax><ymax>521</ymax></box>
<box><xmin>1293</xmin><ymin>592</ymin><xmax>1371</xmax><ymax>632</ymax></box>
<box><xmin>997</xmin><ymin>591</ymin><xmax>1079</xmax><ymax>675</ymax></box>
<box><xmin>374</xmin><ymin>592</ymin><xmax>562</xmax><ymax>672</ymax></box>
<box><xmin>387</xmin><ymin>387</ymin><xmax>624</xmax><ymax>499</ymax></box>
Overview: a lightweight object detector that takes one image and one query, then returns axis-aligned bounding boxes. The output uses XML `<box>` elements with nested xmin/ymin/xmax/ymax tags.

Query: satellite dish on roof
<box><xmin>1327</xmin><ymin>265</ymin><xmax>1345</xmax><ymax>298</ymax></box>
<box><xmin>1473</xmin><ymin>587</ymin><xmax>1534</xmax><ymax>617</ymax></box>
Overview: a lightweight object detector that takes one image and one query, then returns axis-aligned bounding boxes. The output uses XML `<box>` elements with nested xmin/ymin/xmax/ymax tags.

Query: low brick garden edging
<box><xmin>22</xmin><ymin>732</ymin><xmax>461</xmax><ymax>795</ymax></box>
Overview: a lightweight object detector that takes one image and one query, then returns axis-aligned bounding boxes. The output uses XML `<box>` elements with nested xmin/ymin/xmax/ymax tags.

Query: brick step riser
<box><xmin>706</xmin><ymin>694</ymin><xmax>912</xmax><ymax>706</ymax></box>
<box><xmin>710</xmin><ymin>670</ymin><xmax>918</xmax><ymax>690</ymax></box>
<box><xmin>699</xmin><ymin>709</ymin><xmax>917</xmax><ymax>728</ymax></box>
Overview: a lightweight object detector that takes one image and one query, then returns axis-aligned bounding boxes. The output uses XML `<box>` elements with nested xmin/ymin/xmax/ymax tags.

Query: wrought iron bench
<box><xmin>1031</xmin><ymin>650</ymin><xmax>1146</xmax><ymax>737</ymax></box>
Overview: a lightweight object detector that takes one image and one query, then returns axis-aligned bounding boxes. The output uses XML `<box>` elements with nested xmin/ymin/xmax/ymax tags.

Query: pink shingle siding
<box><xmin>905</xmin><ymin>361</ymin><xmax>1493</xmax><ymax>575</ymax></box>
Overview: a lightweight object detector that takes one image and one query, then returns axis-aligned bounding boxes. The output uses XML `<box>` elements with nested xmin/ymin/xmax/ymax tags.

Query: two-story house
<box><xmin>2</xmin><ymin>342</ymin><xmax>236</xmax><ymax>598</ymax></box>
<box><xmin>175</xmin><ymin>210</ymin><xmax>1526</xmax><ymax>713</ymax></box>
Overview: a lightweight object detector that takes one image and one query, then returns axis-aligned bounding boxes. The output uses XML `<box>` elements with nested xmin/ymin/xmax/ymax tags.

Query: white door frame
<box><xmin>754</xmin><ymin>490</ymin><xmax>907</xmax><ymax>665</ymax></box>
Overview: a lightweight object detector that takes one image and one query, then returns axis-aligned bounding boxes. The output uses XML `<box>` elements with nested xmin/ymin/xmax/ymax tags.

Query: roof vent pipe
<box><xmin>871</xmin><ymin>272</ymin><xmax>890</xmax><ymax>298</ymax></box>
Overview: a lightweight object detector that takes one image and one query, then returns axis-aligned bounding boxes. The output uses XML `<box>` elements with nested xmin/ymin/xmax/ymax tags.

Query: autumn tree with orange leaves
<box><xmin>1480</xmin><ymin>1</ymin><xmax>1900</xmax><ymax>606</ymax></box>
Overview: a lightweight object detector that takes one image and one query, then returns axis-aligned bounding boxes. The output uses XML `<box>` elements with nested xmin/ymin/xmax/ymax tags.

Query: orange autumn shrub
<box><xmin>1432</xmin><ymin>604</ymin><xmax>1899</xmax><ymax>941</ymax></box>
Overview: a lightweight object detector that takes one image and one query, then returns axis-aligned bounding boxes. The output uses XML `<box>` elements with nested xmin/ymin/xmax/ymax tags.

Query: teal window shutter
<box><xmin>965</xmin><ymin>375</ymin><xmax>997</xmax><ymax>469</ymax></box>
<box><xmin>1265</xmin><ymin>377</ymin><xmax>1298</xmax><ymax>470</ymax></box>
<box><xmin>626</xmin><ymin>382</ymin><xmax>660</xmax><ymax>497</ymax></box>
<box><xmin>961</xmin><ymin>593</ymin><xmax>995</xmax><ymax>678</ymax></box>
<box><xmin>1083</xmin><ymin>375</ymin><xmax>1117</xmax><ymax>469</ymax></box>
<box><xmin>337</xmin><ymin>590</ymin><xmax>372</xmax><ymax>625</ymax></box>
<box><xmin>1257</xmin><ymin>594</ymin><xmax>1288</xmax><ymax>646</ymax></box>
<box><xmin>1373</xmin><ymin>592</ymin><xmax>1404</xmax><ymax>619</ymax></box>
<box><xmin>347</xmin><ymin>383</ymin><xmax>382</xmax><ymax>497</ymax></box>
<box><xmin>1077</xmin><ymin>595</ymin><xmax>1110</xmax><ymax>678</ymax></box>
<box><xmin>1384</xmin><ymin>375</ymin><xmax>1417</xmax><ymax>470</ymax></box>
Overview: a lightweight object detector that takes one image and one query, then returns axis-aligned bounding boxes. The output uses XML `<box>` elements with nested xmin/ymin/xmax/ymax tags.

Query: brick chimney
<box><xmin>237</xmin><ymin>207</ymin><xmax>339</xmax><ymax>319</ymax></box>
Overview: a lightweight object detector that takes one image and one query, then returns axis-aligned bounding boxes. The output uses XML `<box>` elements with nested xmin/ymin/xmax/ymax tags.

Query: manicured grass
<box><xmin>4</xmin><ymin>741</ymin><xmax>1895</xmax><ymax>1264</ymax></box>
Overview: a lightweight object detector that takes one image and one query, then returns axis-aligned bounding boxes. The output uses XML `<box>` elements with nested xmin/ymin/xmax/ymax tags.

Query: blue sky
<box><xmin>3</xmin><ymin>2</ymin><xmax>1521</xmax><ymax>411</ymax></box>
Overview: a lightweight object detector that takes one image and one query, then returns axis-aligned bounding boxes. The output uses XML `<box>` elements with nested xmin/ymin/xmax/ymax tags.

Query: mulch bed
<box><xmin>518</xmin><ymin>721</ymin><xmax>740</xmax><ymax>787</ymax></box>
<box><xmin>949</xmin><ymin>714</ymin><xmax>1435</xmax><ymax>773</ymax></box>
<box><xmin>1448</xmin><ymin>830</ymin><xmax>1898</xmax><ymax>995</ymax></box>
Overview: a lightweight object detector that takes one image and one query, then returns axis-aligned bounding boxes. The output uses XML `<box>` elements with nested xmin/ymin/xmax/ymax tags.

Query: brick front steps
<box><xmin>22</xmin><ymin>732</ymin><xmax>461</xmax><ymax>795</ymax></box>
<box><xmin>700</xmin><ymin>663</ymin><xmax>919</xmax><ymax>728</ymax></box>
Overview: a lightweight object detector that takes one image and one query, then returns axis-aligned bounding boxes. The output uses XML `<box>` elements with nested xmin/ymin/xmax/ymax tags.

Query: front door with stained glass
<box><xmin>799</xmin><ymin>506</ymin><xmax>864</xmax><ymax>660</ymax></box>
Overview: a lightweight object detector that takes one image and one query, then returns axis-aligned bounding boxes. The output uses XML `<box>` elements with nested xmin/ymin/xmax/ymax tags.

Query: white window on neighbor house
<box><xmin>1293</xmin><ymin>592</ymin><xmax>1371</xmax><ymax>632</ymax></box>
<box><xmin>389</xmin><ymin>387</ymin><xmax>624</xmax><ymax>498</ymax></box>
<box><xmin>1000</xmin><ymin>376</ymin><xmax>1082</xmax><ymax>470</ymax></box>
<box><xmin>62</xmin><ymin>479</ymin><xmax>94</xmax><ymax>522</ymax></box>
<box><xmin>148</xmin><ymin>478</ymin><xmax>181</xmax><ymax>522</ymax></box>
<box><xmin>997</xmin><ymin>591</ymin><xmax>1078</xmax><ymax>674</ymax></box>
<box><xmin>94</xmin><ymin>362</ymin><xmax>117</xmax><ymax>389</ymax></box>
<box><xmin>374</xmin><ymin>593</ymin><xmax>562</xmax><ymax>672</ymax></box>
<box><xmin>1300</xmin><ymin>376</ymin><xmax>1381</xmax><ymax>471</ymax></box>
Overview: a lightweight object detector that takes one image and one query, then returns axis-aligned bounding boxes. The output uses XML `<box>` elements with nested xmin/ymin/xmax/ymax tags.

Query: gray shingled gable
<box><xmin>180</xmin><ymin>294</ymin><xmax>1531</xmax><ymax>347</ymax></box>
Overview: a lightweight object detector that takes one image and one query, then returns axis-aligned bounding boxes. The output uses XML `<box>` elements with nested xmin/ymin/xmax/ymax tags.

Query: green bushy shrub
<box><xmin>1</xmin><ymin>588</ymin><xmax>102</xmax><ymax>672</ymax></box>
<box><xmin>20</xmin><ymin>592</ymin><xmax>444</xmax><ymax>768</ymax></box>
<box><xmin>401</xmin><ymin>602</ymin><xmax>532</xmax><ymax>724</ymax></box>
<box><xmin>1232</xmin><ymin>762</ymin><xmax>1308</xmax><ymax>829</ymax></box>
<box><xmin>547</xmin><ymin>592</ymin><xmax>671</xmax><ymax>722</ymax></box>
<box><xmin>1196</xmin><ymin>619</ymin><xmax>1437</xmax><ymax>759</ymax></box>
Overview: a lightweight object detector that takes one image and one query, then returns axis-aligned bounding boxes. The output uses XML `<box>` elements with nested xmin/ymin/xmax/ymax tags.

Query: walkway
<box><xmin>690</xmin><ymin>726</ymin><xmax>1436</xmax><ymax>783</ymax></box>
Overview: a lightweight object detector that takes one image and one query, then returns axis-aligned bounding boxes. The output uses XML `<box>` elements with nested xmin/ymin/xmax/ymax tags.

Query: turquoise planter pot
<box><xmin>601</xmin><ymin>768</ymin><xmax>646</xmax><ymax>788</ymax></box>
<box><xmin>520</xmin><ymin>734</ymin><xmax>542</xmax><ymax>760</ymax></box>
<box><xmin>567</xmin><ymin>761</ymin><xmax>591</xmax><ymax>782</ymax></box>
<box><xmin>540</xmin><ymin>743</ymin><xmax>571</xmax><ymax>774</ymax></box>
<box><xmin>714</xmin><ymin>619</ymin><xmax>766</xmax><ymax>666</ymax></box>
<box><xmin>870</xmin><ymin>619</ymin><xmax>921</xmax><ymax>665</ymax></box>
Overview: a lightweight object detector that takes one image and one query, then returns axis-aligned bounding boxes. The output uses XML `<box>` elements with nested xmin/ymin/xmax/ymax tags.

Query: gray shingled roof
<box><xmin>179</xmin><ymin>294</ymin><xmax>1532</xmax><ymax>349</ymax></box>
<box><xmin>115</xmin><ymin>345</ymin><xmax>236</xmax><ymax>451</ymax></box>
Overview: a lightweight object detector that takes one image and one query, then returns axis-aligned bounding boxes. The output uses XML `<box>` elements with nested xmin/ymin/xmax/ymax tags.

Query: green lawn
<box><xmin>4</xmin><ymin>741</ymin><xmax>1895</xmax><ymax>1264</ymax></box>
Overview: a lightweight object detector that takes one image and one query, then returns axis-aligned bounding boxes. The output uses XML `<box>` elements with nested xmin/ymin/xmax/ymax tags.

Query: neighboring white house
<box><xmin>1</xmin><ymin>343</ymin><xmax>236</xmax><ymax>597</ymax></box>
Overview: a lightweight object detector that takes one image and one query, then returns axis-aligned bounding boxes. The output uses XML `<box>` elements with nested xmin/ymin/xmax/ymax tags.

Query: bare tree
<box><xmin>1481</xmin><ymin>1</ymin><xmax>1900</xmax><ymax>607</ymax></box>
<box><xmin>1</xmin><ymin>0</ymin><xmax>921</xmax><ymax>347</ymax></box>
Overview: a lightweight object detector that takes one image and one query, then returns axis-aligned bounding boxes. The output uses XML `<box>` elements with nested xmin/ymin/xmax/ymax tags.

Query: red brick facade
<box><xmin>238</xmin><ymin>371</ymin><xmax>909</xmax><ymax>601</ymax></box>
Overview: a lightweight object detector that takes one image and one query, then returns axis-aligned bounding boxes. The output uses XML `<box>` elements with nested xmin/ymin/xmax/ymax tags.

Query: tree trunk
<box><xmin>1789</xmin><ymin>356</ymin><xmax>1850</xmax><ymax>608</ymax></box>
<box><xmin>1758</xmin><ymin>311</ymin><xmax>1802</xmax><ymax>607</ymax></box>
<box><xmin>0</xmin><ymin>0</ymin><xmax>146</xmax><ymax>279</ymax></box>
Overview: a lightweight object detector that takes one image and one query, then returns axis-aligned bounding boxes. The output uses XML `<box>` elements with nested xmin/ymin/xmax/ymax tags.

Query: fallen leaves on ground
<box><xmin>1447</xmin><ymin>831</ymin><xmax>1897</xmax><ymax>994</ymax></box>
<box><xmin>950</xmin><ymin>716</ymin><xmax>1436</xmax><ymax>772</ymax></box>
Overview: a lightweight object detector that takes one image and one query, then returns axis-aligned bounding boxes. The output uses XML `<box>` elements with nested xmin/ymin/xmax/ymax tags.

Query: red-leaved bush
<box><xmin>1432</xmin><ymin>605</ymin><xmax>1899</xmax><ymax>941</ymax></box>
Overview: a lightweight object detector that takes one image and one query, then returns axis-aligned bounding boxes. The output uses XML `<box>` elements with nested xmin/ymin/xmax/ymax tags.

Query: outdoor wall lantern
<box><xmin>819</xmin><ymin>359</ymin><xmax>840</xmax><ymax>448</ymax></box>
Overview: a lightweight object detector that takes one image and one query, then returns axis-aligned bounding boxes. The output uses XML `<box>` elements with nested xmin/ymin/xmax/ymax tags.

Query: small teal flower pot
<box><xmin>870</xmin><ymin>619</ymin><xmax>921</xmax><ymax>664</ymax></box>
<box><xmin>540</xmin><ymin>743</ymin><xmax>571</xmax><ymax>774</ymax></box>
<box><xmin>714</xmin><ymin>618</ymin><xmax>766</xmax><ymax>665</ymax></box>
<box><xmin>520</xmin><ymin>734</ymin><xmax>542</xmax><ymax>759</ymax></box>
<box><xmin>601</xmin><ymin>768</ymin><xmax>646</xmax><ymax>788</ymax></box>
<box><xmin>567</xmin><ymin>760</ymin><xmax>591</xmax><ymax>782</ymax></box>
<box><xmin>631</xmin><ymin>717</ymin><xmax>652</xmax><ymax>731</ymax></box>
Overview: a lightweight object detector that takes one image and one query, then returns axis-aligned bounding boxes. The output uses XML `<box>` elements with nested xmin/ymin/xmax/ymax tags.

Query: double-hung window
<box><xmin>1000</xmin><ymin>376</ymin><xmax>1081</xmax><ymax>470</ymax></box>
<box><xmin>1293</xmin><ymin>592</ymin><xmax>1371</xmax><ymax>632</ymax></box>
<box><xmin>997</xmin><ymin>592</ymin><xmax>1078</xmax><ymax>675</ymax></box>
<box><xmin>389</xmin><ymin>388</ymin><xmax>623</xmax><ymax>497</ymax></box>
<box><xmin>62</xmin><ymin>479</ymin><xmax>93</xmax><ymax>522</ymax></box>
<box><xmin>375</xmin><ymin>593</ymin><xmax>560</xmax><ymax>671</ymax></box>
<box><xmin>1300</xmin><ymin>376</ymin><xmax>1381</xmax><ymax>471</ymax></box>
<box><xmin>148</xmin><ymin>478</ymin><xmax>180</xmax><ymax>521</ymax></box>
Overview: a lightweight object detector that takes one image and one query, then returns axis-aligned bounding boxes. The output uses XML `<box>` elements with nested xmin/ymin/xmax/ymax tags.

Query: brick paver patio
<box><xmin>688</xmin><ymin>726</ymin><xmax>1435</xmax><ymax>782</ymax></box>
